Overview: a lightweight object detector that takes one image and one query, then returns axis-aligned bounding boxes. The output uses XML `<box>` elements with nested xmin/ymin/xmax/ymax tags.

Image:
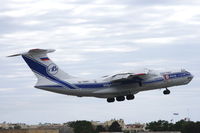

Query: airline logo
<box><xmin>40</xmin><ymin>57</ymin><xmax>49</xmax><ymax>61</ymax></box>
<box><xmin>163</xmin><ymin>74</ymin><xmax>169</xmax><ymax>80</ymax></box>
<box><xmin>47</xmin><ymin>63</ymin><xmax>58</xmax><ymax>75</ymax></box>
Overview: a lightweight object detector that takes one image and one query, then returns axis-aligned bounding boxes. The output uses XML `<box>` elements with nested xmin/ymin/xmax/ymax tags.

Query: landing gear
<box><xmin>163</xmin><ymin>88</ymin><xmax>170</xmax><ymax>95</ymax></box>
<box><xmin>126</xmin><ymin>94</ymin><xmax>135</xmax><ymax>100</ymax></box>
<box><xmin>116</xmin><ymin>96</ymin><xmax>125</xmax><ymax>101</ymax></box>
<box><xmin>106</xmin><ymin>94</ymin><xmax>135</xmax><ymax>103</ymax></box>
<box><xmin>107</xmin><ymin>97</ymin><xmax>115</xmax><ymax>103</ymax></box>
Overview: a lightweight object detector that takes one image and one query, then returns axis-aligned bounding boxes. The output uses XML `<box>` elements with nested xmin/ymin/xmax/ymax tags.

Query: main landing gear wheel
<box><xmin>116</xmin><ymin>96</ymin><xmax>125</xmax><ymax>102</ymax></box>
<box><xmin>163</xmin><ymin>88</ymin><xmax>170</xmax><ymax>95</ymax></box>
<box><xmin>126</xmin><ymin>94</ymin><xmax>135</xmax><ymax>100</ymax></box>
<box><xmin>107</xmin><ymin>98</ymin><xmax>115</xmax><ymax>103</ymax></box>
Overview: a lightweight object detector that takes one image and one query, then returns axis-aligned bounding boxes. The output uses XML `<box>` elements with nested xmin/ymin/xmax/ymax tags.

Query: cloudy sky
<box><xmin>0</xmin><ymin>0</ymin><xmax>200</xmax><ymax>124</ymax></box>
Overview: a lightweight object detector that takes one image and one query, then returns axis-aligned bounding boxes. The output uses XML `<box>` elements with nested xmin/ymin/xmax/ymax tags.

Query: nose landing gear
<box><xmin>163</xmin><ymin>88</ymin><xmax>170</xmax><ymax>95</ymax></box>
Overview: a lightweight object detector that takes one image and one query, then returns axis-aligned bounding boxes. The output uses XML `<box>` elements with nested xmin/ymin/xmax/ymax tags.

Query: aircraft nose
<box><xmin>187</xmin><ymin>72</ymin><xmax>194</xmax><ymax>81</ymax></box>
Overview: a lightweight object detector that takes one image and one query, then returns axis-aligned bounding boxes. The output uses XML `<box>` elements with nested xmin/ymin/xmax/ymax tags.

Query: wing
<box><xmin>109</xmin><ymin>72</ymin><xmax>148</xmax><ymax>86</ymax></box>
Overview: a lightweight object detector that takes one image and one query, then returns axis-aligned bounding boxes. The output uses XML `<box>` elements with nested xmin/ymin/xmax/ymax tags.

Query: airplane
<box><xmin>8</xmin><ymin>48</ymin><xmax>193</xmax><ymax>103</ymax></box>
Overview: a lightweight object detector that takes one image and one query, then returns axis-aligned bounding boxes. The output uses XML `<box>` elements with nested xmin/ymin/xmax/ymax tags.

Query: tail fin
<box><xmin>8</xmin><ymin>49</ymin><xmax>75</xmax><ymax>88</ymax></box>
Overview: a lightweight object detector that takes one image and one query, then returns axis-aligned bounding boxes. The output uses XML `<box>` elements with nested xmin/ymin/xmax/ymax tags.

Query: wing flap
<box><xmin>109</xmin><ymin>72</ymin><xmax>148</xmax><ymax>85</ymax></box>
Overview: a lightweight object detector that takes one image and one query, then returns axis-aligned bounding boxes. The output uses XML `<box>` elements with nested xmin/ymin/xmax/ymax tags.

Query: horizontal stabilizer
<box><xmin>28</xmin><ymin>49</ymin><xmax>55</xmax><ymax>54</ymax></box>
<box><xmin>7</xmin><ymin>48</ymin><xmax>55</xmax><ymax>57</ymax></box>
<box><xmin>7</xmin><ymin>53</ymin><xmax>22</xmax><ymax>57</ymax></box>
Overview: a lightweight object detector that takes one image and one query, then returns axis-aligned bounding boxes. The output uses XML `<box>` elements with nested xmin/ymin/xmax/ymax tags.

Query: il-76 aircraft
<box><xmin>8</xmin><ymin>49</ymin><xmax>193</xmax><ymax>103</ymax></box>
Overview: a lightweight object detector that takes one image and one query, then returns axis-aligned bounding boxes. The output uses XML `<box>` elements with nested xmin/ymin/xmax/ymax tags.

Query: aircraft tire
<box><xmin>116</xmin><ymin>96</ymin><xmax>125</xmax><ymax>101</ymax></box>
<box><xmin>163</xmin><ymin>89</ymin><xmax>170</xmax><ymax>95</ymax></box>
<box><xmin>107</xmin><ymin>98</ymin><xmax>115</xmax><ymax>103</ymax></box>
<box><xmin>126</xmin><ymin>94</ymin><xmax>135</xmax><ymax>100</ymax></box>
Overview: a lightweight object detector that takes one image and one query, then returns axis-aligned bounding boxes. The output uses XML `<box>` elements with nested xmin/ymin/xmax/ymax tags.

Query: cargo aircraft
<box><xmin>8</xmin><ymin>49</ymin><xmax>193</xmax><ymax>103</ymax></box>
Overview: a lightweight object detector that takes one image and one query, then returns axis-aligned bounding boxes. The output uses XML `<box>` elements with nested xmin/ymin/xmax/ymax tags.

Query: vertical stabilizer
<box><xmin>8</xmin><ymin>49</ymin><xmax>75</xmax><ymax>88</ymax></box>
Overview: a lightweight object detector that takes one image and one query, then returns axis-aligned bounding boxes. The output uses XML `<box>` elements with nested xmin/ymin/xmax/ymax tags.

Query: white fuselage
<box><xmin>35</xmin><ymin>69</ymin><xmax>193</xmax><ymax>98</ymax></box>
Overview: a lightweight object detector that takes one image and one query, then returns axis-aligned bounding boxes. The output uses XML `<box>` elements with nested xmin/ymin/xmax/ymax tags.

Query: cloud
<box><xmin>0</xmin><ymin>88</ymin><xmax>16</xmax><ymax>92</ymax></box>
<box><xmin>165</xmin><ymin>6</ymin><xmax>200</xmax><ymax>23</ymax></box>
<box><xmin>0</xmin><ymin>0</ymin><xmax>200</xmax><ymax>124</ymax></box>
<box><xmin>22</xmin><ymin>20</ymin><xmax>42</xmax><ymax>26</ymax></box>
<box><xmin>83</xmin><ymin>45</ymin><xmax>139</xmax><ymax>53</ymax></box>
<box><xmin>134</xmin><ymin>37</ymin><xmax>177</xmax><ymax>45</ymax></box>
<box><xmin>0</xmin><ymin>73</ymin><xmax>32</xmax><ymax>79</ymax></box>
<box><xmin>0</xmin><ymin>0</ymin><xmax>75</xmax><ymax>18</ymax></box>
<box><xmin>51</xmin><ymin>53</ymin><xmax>87</xmax><ymax>62</ymax></box>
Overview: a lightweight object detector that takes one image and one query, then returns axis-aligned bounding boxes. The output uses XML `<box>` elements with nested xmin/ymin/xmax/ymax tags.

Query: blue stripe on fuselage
<box><xmin>22</xmin><ymin>55</ymin><xmax>77</xmax><ymax>89</ymax></box>
<box><xmin>75</xmin><ymin>83</ymin><xmax>111</xmax><ymax>88</ymax></box>
<box><xmin>168</xmin><ymin>72</ymin><xmax>191</xmax><ymax>79</ymax></box>
<box><xmin>143</xmin><ymin>78</ymin><xmax>164</xmax><ymax>84</ymax></box>
<box><xmin>37</xmin><ymin>72</ymin><xmax>191</xmax><ymax>89</ymax></box>
<box><xmin>36</xmin><ymin>83</ymin><xmax>110</xmax><ymax>89</ymax></box>
<box><xmin>143</xmin><ymin>72</ymin><xmax>191</xmax><ymax>84</ymax></box>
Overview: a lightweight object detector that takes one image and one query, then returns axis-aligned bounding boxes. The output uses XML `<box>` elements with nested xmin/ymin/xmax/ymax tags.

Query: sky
<box><xmin>0</xmin><ymin>0</ymin><xmax>200</xmax><ymax>124</ymax></box>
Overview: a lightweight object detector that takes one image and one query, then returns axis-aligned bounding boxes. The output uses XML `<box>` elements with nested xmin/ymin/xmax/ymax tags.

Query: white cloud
<box><xmin>166</xmin><ymin>6</ymin><xmax>200</xmax><ymax>23</ymax></box>
<box><xmin>2</xmin><ymin>31</ymin><xmax>44</xmax><ymax>39</ymax></box>
<box><xmin>22</xmin><ymin>20</ymin><xmax>42</xmax><ymax>26</ymax></box>
<box><xmin>134</xmin><ymin>37</ymin><xmax>177</xmax><ymax>44</ymax></box>
<box><xmin>52</xmin><ymin>54</ymin><xmax>86</xmax><ymax>62</ymax></box>
<box><xmin>120</xmin><ymin>59</ymin><xmax>188</xmax><ymax>70</ymax></box>
<box><xmin>0</xmin><ymin>72</ymin><xmax>33</xmax><ymax>79</ymax></box>
<box><xmin>121</xmin><ymin>59</ymin><xmax>169</xmax><ymax>67</ymax></box>
<box><xmin>83</xmin><ymin>45</ymin><xmax>139</xmax><ymax>52</ymax></box>
<box><xmin>0</xmin><ymin>0</ymin><xmax>75</xmax><ymax>18</ymax></box>
<box><xmin>0</xmin><ymin>88</ymin><xmax>16</xmax><ymax>92</ymax></box>
<box><xmin>0</xmin><ymin>0</ymin><xmax>199</xmax><ymax>124</ymax></box>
